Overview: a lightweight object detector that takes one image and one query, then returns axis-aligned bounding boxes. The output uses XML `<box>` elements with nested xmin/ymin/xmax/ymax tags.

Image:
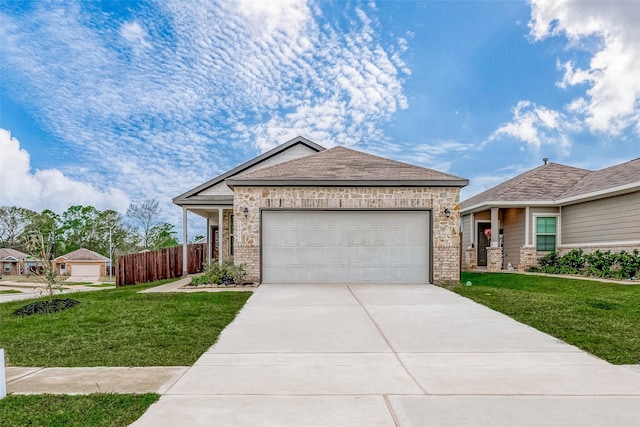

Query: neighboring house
<box><xmin>54</xmin><ymin>248</ymin><xmax>109</xmax><ymax>277</ymax></box>
<box><xmin>174</xmin><ymin>136</ymin><xmax>468</xmax><ymax>284</ymax></box>
<box><xmin>1</xmin><ymin>248</ymin><xmax>29</xmax><ymax>275</ymax></box>
<box><xmin>460</xmin><ymin>158</ymin><xmax>640</xmax><ymax>272</ymax></box>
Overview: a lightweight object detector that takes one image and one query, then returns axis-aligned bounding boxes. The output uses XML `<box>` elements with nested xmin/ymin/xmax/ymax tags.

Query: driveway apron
<box><xmin>132</xmin><ymin>283</ymin><xmax>640</xmax><ymax>427</ymax></box>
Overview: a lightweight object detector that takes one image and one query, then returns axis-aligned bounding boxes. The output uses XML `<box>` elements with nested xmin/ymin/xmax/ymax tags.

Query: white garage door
<box><xmin>262</xmin><ymin>210</ymin><xmax>430</xmax><ymax>284</ymax></box>
<box><xmin>71</xmin><ymin>264</ymin><xmax>101</xmax><ymax>277</ymax></box>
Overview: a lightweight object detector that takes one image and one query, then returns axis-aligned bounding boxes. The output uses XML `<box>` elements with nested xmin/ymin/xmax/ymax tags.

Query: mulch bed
<box><xmin>13</xmin><ymin>298</ymin><xmax>81</xmax><ymax>317</ymax></box>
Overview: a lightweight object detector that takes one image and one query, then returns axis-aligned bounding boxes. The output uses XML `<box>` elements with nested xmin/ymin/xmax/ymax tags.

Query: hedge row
<box><xmin>529</xmin><ymin>249</ymin><xmax>640</xmax><ymax>280</ymax></box>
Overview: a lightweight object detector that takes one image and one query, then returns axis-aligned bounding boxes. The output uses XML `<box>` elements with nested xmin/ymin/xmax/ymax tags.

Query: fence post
<box><xmin>1</xmin><ymin>348</ymin><xmax>6</xmax><ymax>399</ymax></box>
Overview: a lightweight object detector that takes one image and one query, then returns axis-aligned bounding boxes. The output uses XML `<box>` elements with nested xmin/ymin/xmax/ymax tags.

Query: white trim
<box><xmin>559</xmin><ymin>241</ymin><xmax>640</xmax><ymax>248</ymax></box>
<box><xmin>461</xmin><ymin>183</ymin><xmax>640</xmax><ymax>214</ymax></box>
<box><xmin>532</xmin><ymin>213</ymin><xmax>559</xmax><ymax>251</ymax></box>
<box><xmin>469</xmin><ymin>212</ymin><xmax>475</xmax><ymax>247</ymax></box>
<box><xmin>557</xmin><ymin>182</ymin><xmax>640</xmax><ymax>205</ymax></box>
<box><xmin>218</xmin><ymin>209</ymin><xmax>224</xmax><ymax>265</ymax></box>
<box><xmin>461</xmin><ymin>200</ymin><xmax>555</xmax><ymax>213</ymax></box>
<box><xmin>525</xmin><ymin>206</ymin><xmax>530</xmax><ymax>246</ymax></box>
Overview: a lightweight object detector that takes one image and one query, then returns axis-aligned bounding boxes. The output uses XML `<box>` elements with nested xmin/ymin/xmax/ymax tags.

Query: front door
<box><xmin>477</xmin><ymin>222</ymin><xmax>491</xmax><ymax>267</ymax></box>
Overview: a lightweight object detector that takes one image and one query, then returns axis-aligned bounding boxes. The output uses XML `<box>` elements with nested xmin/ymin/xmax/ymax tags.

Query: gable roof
<box><xmin>55</xmin><ymin>248</ymin><xmax>109</xmax><ymax>262</ymax></box>
<box><xmin>558</xmin><ymin>157</ymin><xmax>640</xmax><ymax>200</ymax></box>
<box><xmin>173</xmin><ymin>136</ymin><xmax>325</xmax><ymax>206</ymax></box>
<box><xmin>0</xmin><ymin>248</ymin><xmax>29</xmax><ymax>261</ymax></box>
<box><xmin>461</xmin><ymin>158</ymin><xmax>640</xmax><ymax>212</ymax></box>
<box><xmin>227</xmin><ymin>146</ymin><xmax>468</xmax><ymax>187</ymax></box>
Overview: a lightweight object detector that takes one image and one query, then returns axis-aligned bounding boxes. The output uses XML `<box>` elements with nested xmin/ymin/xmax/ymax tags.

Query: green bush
<box><xmin>530</xmin><ymin>248</ymin><xmax>639</xmax><ymax>280</ymax></box>
<box><xmin>190</xmin><ymin>260</ymin><xmax>246</xmax><ymax>286</ymax></box>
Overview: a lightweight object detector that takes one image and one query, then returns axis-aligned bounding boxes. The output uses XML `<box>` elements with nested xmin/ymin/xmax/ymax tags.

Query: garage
<box><xmin>70</xmin><ymin>264</ymin><xmax>101</xmax><ymax>277</ymax></box>
<box><xmin>261</xmin><ymin>210</ymin><xmax>431</xmax><ymax>284</ymax></box>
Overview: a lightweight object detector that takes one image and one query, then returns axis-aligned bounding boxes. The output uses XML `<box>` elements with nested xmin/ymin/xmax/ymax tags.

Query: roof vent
<box><xmin>543</xmin><ymin>157</ymin><xmax>549</xmax><ymax>165</ymax></box>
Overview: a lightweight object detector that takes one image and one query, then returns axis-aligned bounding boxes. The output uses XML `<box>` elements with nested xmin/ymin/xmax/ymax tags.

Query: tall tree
<box><xmin>126</xmin><ymin>199</ymin><xmax>162</xmax><ymax>249</ymax></box>
<box><xmin>0</xmin><ymin>206</ymin><xmax>37</xmax><ymax>249</ymax></box>
<box><xmin>148</xmin><ymin>222</ymin><xmax>180</xmax><ymax>249</ymax></box>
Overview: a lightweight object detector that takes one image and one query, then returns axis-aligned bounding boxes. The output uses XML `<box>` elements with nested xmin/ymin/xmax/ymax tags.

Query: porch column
<box><xmin>524</xmin><ymin>206</ymin><xmax>530</xmax><ymax>246</ymax></box>
<box><xmin>490</xmin><ymin>207</ymin><xmax>499</xmax><ymax>247</ymax></box>
<box><xmin>206</xmin><ymin>218</ymin><xmax>212</xmax><ymax>262</ymax></box>
<box><xmin>218</xmin><ymin>208</ymin><xmax>224</xmax><ymax>265</ymax></box>
<box><xmin>182</xmin><ymin>207</ymin><xmax>188</xmax><ymax>277</ymax></box>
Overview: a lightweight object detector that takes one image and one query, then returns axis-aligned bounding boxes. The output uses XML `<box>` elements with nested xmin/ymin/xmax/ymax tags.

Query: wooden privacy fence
<box><xmin>116</xmin><ymin>243</ymin><xmax>206</xmax><ymax>287</ymax></box>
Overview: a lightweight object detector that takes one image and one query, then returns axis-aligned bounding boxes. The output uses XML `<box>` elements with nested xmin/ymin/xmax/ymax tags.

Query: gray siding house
<box><xmin>174</xmin><ymin>136</ymin><xmax>468</xmax><ymax>284</ymax></box>
<box><xmin>460</xmin><ymin>158</ymin><xmax>640</xmax><ymax>272</ymax></box>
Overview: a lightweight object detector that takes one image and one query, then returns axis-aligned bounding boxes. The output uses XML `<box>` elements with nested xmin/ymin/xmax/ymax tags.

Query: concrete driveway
<box><xmin>133</xmin><ymin>284</ymin><xmax>640</xmax><ymax>426</ymax></box>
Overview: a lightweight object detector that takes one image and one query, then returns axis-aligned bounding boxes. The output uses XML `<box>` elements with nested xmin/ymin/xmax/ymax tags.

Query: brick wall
<box><xmin>233</xmin><ymin>186</ymin><xmax>461</xmax><ymax>284</ymax></box>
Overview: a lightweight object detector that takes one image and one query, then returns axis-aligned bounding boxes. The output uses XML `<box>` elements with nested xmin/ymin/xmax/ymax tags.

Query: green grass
<box><xmin>0</xmin><ymin>393</ymin><xmax>159</xmax><ymax>427</ymax></box>
<box><xmin>456</xmin><ymin>272</ymin><xmax>640</xmax><ymax>364</ymax></box>
<box><xmin>0</xmin><ymin>279</ymin><xmax>251</xmax><ymax>367</ymax></box>
<box><xmin>63</xmin><ymin>282</ymin><xmax>94</xmax><ymax>286</ymax></box>
<box><xmin>0</xmin><ymin>289</ymin><xmax>21</xmax><ymax>294</ymax></box>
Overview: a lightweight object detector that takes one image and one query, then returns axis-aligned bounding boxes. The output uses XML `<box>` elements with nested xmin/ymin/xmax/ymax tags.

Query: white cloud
<box><xmin>490</xmin><ymin>101</ymin><xmax>568</xmax><ymax>150</ymax></box>
<box><xmin>529</xmin><ymin>0</ymin><xmax>640</xmax><ymax>135</ymax></box>
<box><xmin>0</xmin><ymin>129</ymin><xmax>129</xmax><ymax>213</ymax></box>
<box><xmin>120</xmin><ymin>21</ymin><xmax>152</xmax><ymax>53</ymax></box>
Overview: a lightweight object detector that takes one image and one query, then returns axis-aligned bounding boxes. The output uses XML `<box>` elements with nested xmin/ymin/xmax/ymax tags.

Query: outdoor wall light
<box><xmin>242</xmin><ymin>207</ymin><xmax>249</xmax><ymax>217</ymax></box>
<box><xmin>444</xmin><ymin>208</ymin><xmax>451</xmax><ymax>218</ymax></box>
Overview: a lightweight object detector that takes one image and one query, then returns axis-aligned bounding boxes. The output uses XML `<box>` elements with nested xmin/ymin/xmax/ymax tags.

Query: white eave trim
<box><xmin>556</xmin><ymin>181</ymin><xmax>640</xmax><ymax>205</ymax></box>
<box><xmin>461</xmin><ymin>200</ymin><xmax>555</xmax><ymax>214</ymax></box>
<box><xmin>461</xmin><ymin>182</ymin><xmax>640</xmax><ymax>214</ymax></box>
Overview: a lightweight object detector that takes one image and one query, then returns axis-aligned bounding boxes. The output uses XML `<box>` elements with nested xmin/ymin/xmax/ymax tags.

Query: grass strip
<box><xmin>0</xmin><ymin>393</ymin><xmax>159</xmax><ymax>427</ymax></box>
<box><xmin>456</xmin><ymin>272</ymin><xmax>640</xmax><ymax>364</ymax></box>
<box><xmin>0</xmin><ymin>279</ymin><xmax>251</xmax><ymax>366</ymax></box>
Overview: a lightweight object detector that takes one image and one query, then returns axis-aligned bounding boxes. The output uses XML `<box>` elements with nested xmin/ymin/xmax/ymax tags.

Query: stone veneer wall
<box><xmin>486</xmin><ymin>247</ymin><xmax>503</xmax><ymax>272</ymax></box>
<box><xmin>233</xmin><ymin>186</ymin><xmax>461</xmax><ymax>284</ymax></box>
<box><xmin>464</xmin><ymin>248</ymin><xmax>477</xmax><ymax>270</ymax></box>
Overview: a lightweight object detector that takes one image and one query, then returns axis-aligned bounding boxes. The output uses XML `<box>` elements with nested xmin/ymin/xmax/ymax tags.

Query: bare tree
<box><xmin>21</xmin><ymin>212</ymin><xmax>62</xmax><ymax>299</ymax></box>
<box><xmin>126</xmin><ymin>199</ymin><xmax>162</xmax><ymax>250</ymax></box>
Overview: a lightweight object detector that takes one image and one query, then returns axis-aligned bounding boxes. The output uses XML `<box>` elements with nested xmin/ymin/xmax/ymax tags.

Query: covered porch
<box><xmin>180</xmin><ymin>203</ymin><xmax>234</xmax><ymax>276</ymax></box>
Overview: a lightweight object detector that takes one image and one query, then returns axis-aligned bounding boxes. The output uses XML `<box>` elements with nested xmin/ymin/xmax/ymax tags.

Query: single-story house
<box><xmin>0</xmin><ymin>248</ymin><xmax>39</xmax><ymax>275</ymax></box>
<box><xmin>460</xmin><ymin>157</ymin><xmax>640</xmax><ymax>272</ymax></box>
<box><xmin>173</xmin><ymin>136</ymin><xmax>468</xmax><ymax>284</ymax></box>
<box><xmin>54</xmin><ymin>248</ymin><xmax>109</xmax><ymax>277</ymax></box>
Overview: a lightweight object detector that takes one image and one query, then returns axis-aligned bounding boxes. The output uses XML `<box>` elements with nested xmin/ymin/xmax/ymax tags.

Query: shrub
<box><xmin>616</xmin><ymin>250</ymin><xmax>640</xmax><ymax>280</ymax></box>
<box><xmin>190</xmin><ymin>260</ymin><xmax>246</xmax><ymax>286</ymax></box>
<box><xmin>584</xmin><ymin>250</ymin><xmax>617</xmax><ymax>278</ymax></box>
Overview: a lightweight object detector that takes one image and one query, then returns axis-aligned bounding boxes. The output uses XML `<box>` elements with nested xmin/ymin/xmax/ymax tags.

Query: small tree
<box><xmin>23</xmin><ymin>211</ymin><xmax>62</xmax><ymax>299</ymax></box>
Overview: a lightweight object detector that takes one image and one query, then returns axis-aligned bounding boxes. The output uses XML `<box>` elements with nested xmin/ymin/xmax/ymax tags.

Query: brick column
<box><xmin>518</xmin><ymin>246</ymin><xmax>537</xmax><ymax>271</ymax></box>
<box><xmin>487</xmin><ymin>247</ymin><xmax>503</xmax><ymax>272</ymax></box>
<box><xmin>464</xmin><ymin>248</ymin><xmax>476</xmax><ymax>270</ymax></box>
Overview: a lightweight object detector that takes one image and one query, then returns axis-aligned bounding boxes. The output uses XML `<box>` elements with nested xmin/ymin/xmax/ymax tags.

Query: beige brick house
<box><xmin>173</xmin><ymin>136</ymin><xmax>468</xmax><ymax>284</ymax></box>
<box><xmin>54</xmin><ymin>248</ymin><xmax>109</xmax><ymax>278</ymax></box>
<box><xmin>460</xmin><ymin>158</ymin><xmax>640</xmax><ymax>272</ymax></box>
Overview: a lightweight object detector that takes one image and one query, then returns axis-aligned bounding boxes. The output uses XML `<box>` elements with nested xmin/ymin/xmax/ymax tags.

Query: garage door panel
<box><xmin>262</xmin><ymin>210</ymin><xmax>430</xmax><ymax>284</ymax></box>
<box><xmin>71</xmin><ymin>264</ymin><xmax>100</xmax><ymax>277</ymax></box>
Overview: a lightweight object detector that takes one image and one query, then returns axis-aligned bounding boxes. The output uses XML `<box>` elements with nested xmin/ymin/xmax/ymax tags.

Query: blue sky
<box><xmin>1</xmin><ymin>0</ymin><xmax>639</xmax><ymax>231</ymax></box>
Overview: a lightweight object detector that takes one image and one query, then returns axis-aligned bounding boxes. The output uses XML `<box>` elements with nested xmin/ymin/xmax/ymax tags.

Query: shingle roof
<box><xmin>461</xmin><ymin>158</ymin><xmax>640</xmax><ymax>210</ymax></box>
<box><xmin>559</xmin><ymin>157</ymin><xmax>640</xmax><ymax>199</ymax></box>
<box><xmin>461</xmin><ymin>163</ymin><xmax>589</xmax><ymax>209</ymax></box>
<box><xmin>56</xmin><ymin>248</ymin><xmax>109</xmax><ymax>261</ymax></box>
<box><xmin>0</xmin><ymin>248</ymin><xmax>29</xmax><ymax>261</ymax></box>
<box><xmin>227</xmin><ymin>146</ymin><xmax>468</xmax><ymax>187</ymax></box>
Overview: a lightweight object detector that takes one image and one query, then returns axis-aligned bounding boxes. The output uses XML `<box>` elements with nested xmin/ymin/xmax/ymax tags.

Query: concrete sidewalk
<box><xmin>6</xmin><ymin>366</ymin><xmax>188</xmax><ymax>395</ymax></box>
<box><xmin>132</xmin><ymin>283</ymin><xmax>640</xmax><ymax>427</ymax></box>
<box><xmin>6</xmin><ymin>366</ymin><xmax>188</xmax><ymax>394</ymax></box>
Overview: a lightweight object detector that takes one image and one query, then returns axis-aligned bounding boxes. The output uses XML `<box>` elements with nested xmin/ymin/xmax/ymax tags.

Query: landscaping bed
<box><xmin>0</xmin><ymin>278</ymin><xmax>251</xmax><ymax>367</ymax></box>
<box><xmin>455</xmin><ymin>272</ymin><xmax>640</xmax><ymax>364</ymax></box>
<box><xmin>0</xmin><ymin>393</ymin><xmax>159</xmax><ymax>427</ymax></box>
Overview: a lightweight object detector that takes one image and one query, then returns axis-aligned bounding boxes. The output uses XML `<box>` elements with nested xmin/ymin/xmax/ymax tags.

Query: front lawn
<box><xmin>0</xmin><ymin>279</ymin><xmax>251</xmax><ymax>366</ymax></box>
<box><xmin>0</xmin><ymin>393</ymin><xmax>158</xmax><ymax>427</ymax></box>
<box><xmin>456</xmin><ymin>272</ymin><xmax>640</xmax><ymax>364</ymax></box>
